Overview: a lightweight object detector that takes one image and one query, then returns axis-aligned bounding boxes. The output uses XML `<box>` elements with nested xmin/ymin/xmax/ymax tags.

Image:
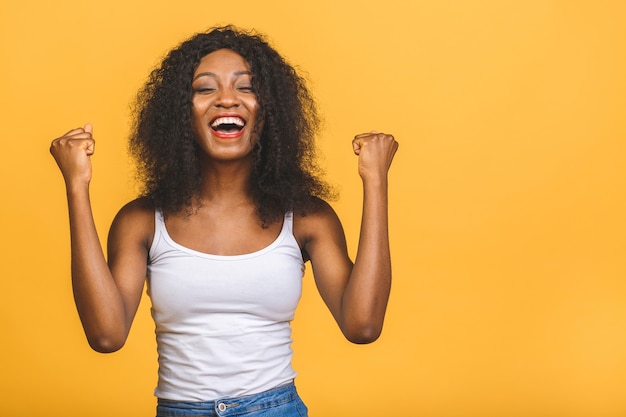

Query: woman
<box><xmin>50</xmin><ymin>26</ymin><xmax>398</xmax><ymax>417</ymax></box>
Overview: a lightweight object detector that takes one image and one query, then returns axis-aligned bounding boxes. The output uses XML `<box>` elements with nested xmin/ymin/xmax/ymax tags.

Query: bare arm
<box><xmin>50</xmin><ymin>125</ymin><xmax>150</xmax><ymax>352</ymax></box>
<box><xmin>302</xmin><ymin>132</ymin><xmax>398</xmax><ymax>344</ymax></box>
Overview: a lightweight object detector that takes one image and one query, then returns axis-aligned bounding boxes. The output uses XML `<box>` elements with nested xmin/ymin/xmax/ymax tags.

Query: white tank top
<box><xmin>147</xmin><ymin>210</ymin><xmax>304</xmax><ymax>401</ymax></box>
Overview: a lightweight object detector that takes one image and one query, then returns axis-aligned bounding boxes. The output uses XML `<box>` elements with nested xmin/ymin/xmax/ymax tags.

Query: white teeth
<box><xmin>211</xmin><ymin>117</ymin><xmax>245</xmax><ymax>128</ymax></box>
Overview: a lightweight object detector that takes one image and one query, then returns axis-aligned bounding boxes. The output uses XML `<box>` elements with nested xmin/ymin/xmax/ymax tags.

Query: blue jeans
<box><xmin>156</xmin><ymin>382</ymin><xmax>308</xmax><ymax>417</ymax></box>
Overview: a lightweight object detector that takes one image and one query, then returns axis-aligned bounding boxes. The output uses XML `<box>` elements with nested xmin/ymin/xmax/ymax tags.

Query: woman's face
<box><xmin>191</xmin><ymin>48</ymin><xmax>262</xmax><ymax>163</ymax></box>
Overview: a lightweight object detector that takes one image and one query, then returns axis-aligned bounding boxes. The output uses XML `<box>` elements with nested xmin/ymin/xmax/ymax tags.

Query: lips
<box><xmin>210</xmin><ymin>115</ymin><xmax>246</xmax><ymax>138</ymax></box>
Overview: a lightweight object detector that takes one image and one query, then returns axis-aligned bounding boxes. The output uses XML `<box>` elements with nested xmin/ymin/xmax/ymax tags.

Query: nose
<box><xmin>214</xmin><ymin>87</ymin><xmax>239</xmax><ymax>108</ymax></box>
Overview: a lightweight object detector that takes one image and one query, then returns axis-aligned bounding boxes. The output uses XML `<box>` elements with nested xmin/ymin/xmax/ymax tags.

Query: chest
<box><xmin>147</xmin><ymin>211</ymin><xmax>305</xmax><ymax>323</ymax></box>
<box><xmin>165</xmin><ymin>209</ymin><xmax>286</xmax><ymax>256</ymax></box>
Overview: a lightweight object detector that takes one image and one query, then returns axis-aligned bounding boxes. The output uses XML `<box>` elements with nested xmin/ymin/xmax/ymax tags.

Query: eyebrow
<box><xmin>193</xmin><ymin>70</ymin><xmax>252</xmax><ymax>81</ymax></box>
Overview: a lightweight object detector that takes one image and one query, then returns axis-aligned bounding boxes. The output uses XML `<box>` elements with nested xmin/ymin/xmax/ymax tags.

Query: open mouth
<box><xmin>210</xmin><ymin>116</ymin><xmax>246</xmax><ymax>134</ymax></box>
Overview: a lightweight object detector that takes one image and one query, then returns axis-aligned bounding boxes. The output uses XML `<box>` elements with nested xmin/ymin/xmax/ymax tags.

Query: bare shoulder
<box><xmin>294</xmin><ymin>197</ymin><xmax>340</xmax><ymax>232</ymax></box>
<box><xmin>109</xmin><ymin>196</ymin><xmax>155</xmax><ymax>249</ymax></box>
<box><xmin>115</xmin><ymin>196</ymin><xmax>154</xmax><ymax>216</ymax></box>
<box><xmin>293</xmin><ymin>197</ymin><xmax>347</xmax><ymax>260</ymax></box>
<box><xmin>113</xmin><ymin>196</ymin><xmax>154</xmax><ymax>226</ymax></box>
<box><xmin>107</xmin><ymin>197</ymin><xmax>154</xmax><ymax>299</ymax></box>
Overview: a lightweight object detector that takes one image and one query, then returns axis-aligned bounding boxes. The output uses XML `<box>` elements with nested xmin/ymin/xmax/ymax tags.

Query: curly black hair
<box><xmin>129</xmin><ymin>25</ymin><xmax>334</xmax><ymax>226</ymax></box>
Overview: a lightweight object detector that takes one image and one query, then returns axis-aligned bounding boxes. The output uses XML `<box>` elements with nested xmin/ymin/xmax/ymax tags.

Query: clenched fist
<box><xmin>352</xmin><ymin>131</ymin><xmax>398</xmax><ymax>181</ymax></box>
<box><xmin>50</xmin><ymin>124</ymin><xmax>95</xmax><ymax>189</ymax></box>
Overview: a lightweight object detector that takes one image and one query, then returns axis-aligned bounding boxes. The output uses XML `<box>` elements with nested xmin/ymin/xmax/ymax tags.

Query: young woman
<box><xmin>50</xmin><ymin>26</ymin><xmax>398</xmax><ymax>417</ymax></box>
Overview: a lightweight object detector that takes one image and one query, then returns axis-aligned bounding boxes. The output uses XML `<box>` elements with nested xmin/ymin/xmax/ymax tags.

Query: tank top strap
<box><xmin>154</xmin><ymin>209</ymin><xmax>165</xmax><ymax>231</ymax></box>
<box><xmin>283</xmin><ymin>211</ymin><xmax>294</xmax><ymax>234</ymax></box>
<box><xmin>149</xmin><ymin>209</ymin><xmax>166</xmax><ymax>255</ymax></box>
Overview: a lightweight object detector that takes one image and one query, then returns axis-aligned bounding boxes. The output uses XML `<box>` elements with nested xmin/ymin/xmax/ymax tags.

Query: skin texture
<box><xmin>50</xmin><ymin>47</ymin><xmax>398</xmax><ymax>353</ymax></box>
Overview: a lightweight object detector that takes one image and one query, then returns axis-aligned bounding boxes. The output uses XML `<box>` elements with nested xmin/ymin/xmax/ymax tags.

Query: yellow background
<box><xmin>1</xmin><ymin>1</ymin><xmax>625</xmax><ymax>416</ymax></box>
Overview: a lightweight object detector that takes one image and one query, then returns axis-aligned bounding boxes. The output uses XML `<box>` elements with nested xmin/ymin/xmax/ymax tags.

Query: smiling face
<box><xmin>191</xmin><ymin>49</ymin><xmax>262</xmax><ymax>163</ymax></box>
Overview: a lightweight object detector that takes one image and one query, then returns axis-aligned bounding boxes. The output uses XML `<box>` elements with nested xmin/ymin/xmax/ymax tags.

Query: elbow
<box><xmin>80</xmin><ymin>320</ymin><xmax>129</xmax><ymax>353</ymax></box>
<box><xmin>339</xmin><ymin>306</ymin><xmax>387</xmax><ymax>344</ymax></box>
<box><xmin>86</xmin><ymin>335</ymin><xmax>126</xmax><ymax>353</ymax></box>
<box><xmin>343</xmin><ymin>323</ymin><xmax>383</xmax><ymax>345</ymax></box>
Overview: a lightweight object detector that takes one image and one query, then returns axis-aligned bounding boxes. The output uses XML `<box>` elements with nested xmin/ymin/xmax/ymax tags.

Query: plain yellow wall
<box><xmin>1</xmin><ymin>1</ymin><xmax>625</xmax><ymax>416</ymax></box>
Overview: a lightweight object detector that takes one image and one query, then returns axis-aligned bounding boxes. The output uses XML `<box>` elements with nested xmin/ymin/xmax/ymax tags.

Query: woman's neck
<box><xmin>197</xmin><ymin>157</ymin><xmax>254</xmax><ymax>205</ymax></box>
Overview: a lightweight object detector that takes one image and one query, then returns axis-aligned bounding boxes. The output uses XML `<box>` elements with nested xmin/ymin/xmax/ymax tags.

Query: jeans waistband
<box><xmin>157</xmin><ymin>382</ymin><xmax>297</xmax><ymax>416</ymax></box>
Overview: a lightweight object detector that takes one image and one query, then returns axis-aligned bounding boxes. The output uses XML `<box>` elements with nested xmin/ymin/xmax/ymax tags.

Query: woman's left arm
<box><xmin>303</xmin><ymin>132</ymin><xmax>398</xmax><ymax>344</ymax></box>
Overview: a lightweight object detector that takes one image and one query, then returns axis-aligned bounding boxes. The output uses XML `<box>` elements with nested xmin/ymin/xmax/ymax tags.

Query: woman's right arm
<box><xmin>50</xmin><ymin>125</ymin><xmax>151</xmax><ymax>353</ymax></box>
